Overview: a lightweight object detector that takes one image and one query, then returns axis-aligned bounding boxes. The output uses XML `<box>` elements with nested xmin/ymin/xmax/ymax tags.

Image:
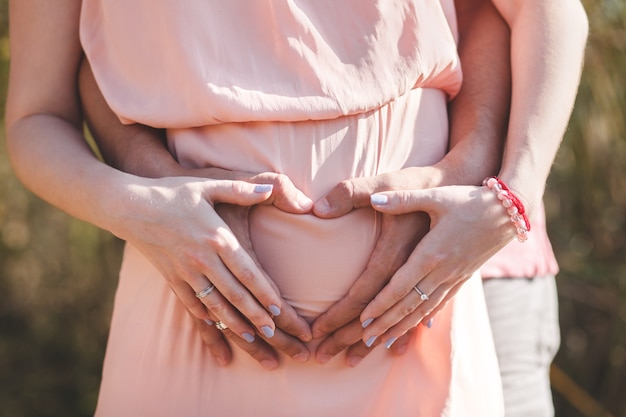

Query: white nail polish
<box><xmin>370</xmin><ymin>194</ymin><xmax>388</xmax><ymax>205</ymax></box>
<box><xmin>362</xmin><ymin>318</ymin><xmax>374</xmax><ymax>328</ymax></box>
<box><xmin>268</xmin><ymin>304</ymin><xmax>281</xmax><ymax>316</ymax></box>
<box><xmin>365</xmin><ymin>335</ymin><xmax>377</xmax><ymax>348</ymax></box>
<box><xmin>261</xmin><ymin>326</ymin><xmax>275</xmax><ymax>338</ymax></box>
<box><xmin>254</xmin><ymin>184</ymin><xmax>273</xmax><ymax>193</ymax></box>
<box><xmin>384</xmin><ymin>337</ymin><xmax>398</xmax><ymax>349</ymax></box>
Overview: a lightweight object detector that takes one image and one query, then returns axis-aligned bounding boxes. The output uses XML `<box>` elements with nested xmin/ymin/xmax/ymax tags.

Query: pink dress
<box><xmin>81</xmin><ymin>1</ymin><xmax>504</xmax><ymax>416</ymax></box>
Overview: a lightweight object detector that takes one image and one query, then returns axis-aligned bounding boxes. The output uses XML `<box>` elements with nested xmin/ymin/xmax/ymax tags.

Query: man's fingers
<box><xmin>256</xmin><ymin>173</ymin><xmax>313</xmax><ymax>213</ymax></box>
<box><xmin>190</xmin><ymin>316</ymin><xmax>232</xmax><ymax>367</ymax></box>
<box><xmin>314</xmin><ymin>319</ymin><xmax>364</xmax><ymax>364</ymax></box>
<box><xmin>313</xmin><ymin>176</ymin><xmax>383</xmax><ymax>218</ymax></box>
<box><xmin>274</xmin><ymin>302</ymin><xmax>313</xmax><ymax>342</ymax></box>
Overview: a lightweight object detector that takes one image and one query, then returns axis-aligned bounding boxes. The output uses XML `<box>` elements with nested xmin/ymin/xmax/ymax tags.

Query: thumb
<box><xmin>369</xmin><ymin>188</ymin><xmax>441</xmax><ymax>215</ymax></box>
<box><xmin>203</xmin><ymin>180</ymin><xmax>274</xmax><ymax>206</ymax></box>
<box><xmin>313</xmin><ymin>174</ymin><xmax>391</xmax><ymax>219</ymax></box>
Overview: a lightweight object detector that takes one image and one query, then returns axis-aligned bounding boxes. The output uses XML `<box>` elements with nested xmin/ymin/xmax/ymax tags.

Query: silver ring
<box><xmin>414</xmin><ymin>285</ymin><xmax>429</xmax><ymax>301</ymax></box>
<box><xmin>195</xmin><ymin>284</ymin><xmax>216</xmax><ymax>299</ymax></box>
<box><xmin>215</xmin><ymin>321</ymin><xmax>228</xmax><ymax>331</ymax></box>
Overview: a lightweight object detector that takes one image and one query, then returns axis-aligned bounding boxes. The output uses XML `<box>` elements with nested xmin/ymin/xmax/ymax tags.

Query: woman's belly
<box><xmin>167</xmin><ymin>88</ymin><xmax>449</xmax><ymax>318</ymax></box>
<box><xmin>250</xmin><ymin>206</ymin><xmax>380</xmax><ymax>320</ymax></box>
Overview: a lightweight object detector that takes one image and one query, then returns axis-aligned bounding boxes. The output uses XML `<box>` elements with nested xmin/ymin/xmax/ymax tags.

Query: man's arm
<box><xmin>78</xmin><ymin>59</ymin><xmax>314</xmax><ymax>369</ymax></box>
<box><xmin>311</xmin><ymin>0</ymin><xmax>514</xmax><ymax>361</ymax></box>
<box><xmin>312</xmin><ymin>0</ymin><xmax>510</xmax><ymax>217</ymax></box>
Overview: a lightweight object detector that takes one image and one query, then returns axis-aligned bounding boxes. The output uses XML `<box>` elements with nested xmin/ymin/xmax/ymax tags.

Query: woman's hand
<box><xmin>358</xmin><ymin>185</ymin><xmax>516</xmax><ymax>347</ymax></box>
<box><xmin>79</xmin><ymin>57</ymin><xmax>315</xmax><ymax>367</ymax></box>
<box><xmin>108</xmin><ymin>176</ymin><xmax>313</xmax><ymax>365</ymax></box>
<box><xmin>214</xmin><ymin>201</ymin><xmax>313</xmax><ymax>368</ymax></box>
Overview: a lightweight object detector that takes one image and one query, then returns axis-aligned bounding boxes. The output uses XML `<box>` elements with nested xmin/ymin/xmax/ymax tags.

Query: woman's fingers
<box><xmin>201</xmin><ymin>179</ymin><xmax>275</xmax><ymax>208</ymax></box>
<box><xmin>188</xmin><ymin>180</ymin><xmax>289</xmax><ymax>335</ymax></box>
<box><xmin>312</xmin><ymin>173</ymin><xmax>391</xmax><ymax>218</ymax></box>
<box><xmin>359</xmin><ymin>185</ymin><xmax>516</xmax><ymax>345</ymax></box>
<box><xmin>312</xmin><ymin>168</ymin><xmax>423</xmax><ymax>219</ymax></box>
<box><xmin>215</xmin><ymin>203</ymin><xmax>313</xmax><ymax>343</ymax></box>
<box><xmin>364</xmin><ymin>277</ymin><xmax>469</xmax><ymax>348</ymax></box>
<box><xmin>201</xmin><ymin>317</ymin><xmax>283</xmax><ymax>371</ymax></box>
<box><xmin>195</xmin><ymin>169</ymin><xmax>313</xmax><ymax>214</ymax></box>
<box><xmin>251</xmin><ymin>172</ymin><xmax>313</xmax><ymax>213</ymax></box>
<box><xmin>189</xmin><ymin>292</ymin><xmax>310</xmax><ymax>368</ymax></box>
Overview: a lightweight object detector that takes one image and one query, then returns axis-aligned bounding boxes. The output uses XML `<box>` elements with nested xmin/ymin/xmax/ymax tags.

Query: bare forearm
<box><xmin>431</xmin><ymin>0</ymin><xmax>511</xmax><ymax>187</ymax></box>
<box><xmin>5</xmin><ymin>0</ymin><xmax>133</xmax><ymax>236</ymax></box>
<box><xmin>79</xmin><ymin>60</ymin><xmax>252</xmax><ymax>181</ymax></box>
<box><xmin>78</xmin><ymin>59</ymin><xmax>185</xmax><ymax>179</ymax></box>
<box><xmin>493</xmin><ymin>0</ymin><xmax>588</xmax><ymax>215</ymax></box>
<box><xmin>6</xmin><ymin>115</ymin><xmax>135</xmax><ymax>236</ymax></box>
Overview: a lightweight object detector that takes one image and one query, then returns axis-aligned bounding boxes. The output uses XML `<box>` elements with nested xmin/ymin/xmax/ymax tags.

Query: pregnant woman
<box><xmin>6</xmin><ymin>0</ymin><xmax>510</xmax><ymax>415</ymax></box>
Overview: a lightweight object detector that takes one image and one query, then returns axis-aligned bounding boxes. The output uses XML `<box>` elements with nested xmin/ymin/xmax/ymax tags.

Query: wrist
<box><xmin>483</xmin><ymin>176</ymin><xmax>531</xmax><ymax>242</ymax></box>
<box><xmin>431</xmin><ymin>156</ymin><xmax>497</xmax><ymax>187</ymax></box>
<box><xmin>496</xmin><ymin>171</ymin><xmax>547</xmax><ymax>222</ymax></box>
<box><xmin>96</xmin><ymin>172</ymin><xmax>158</xmax><ymax>240</ymax></box>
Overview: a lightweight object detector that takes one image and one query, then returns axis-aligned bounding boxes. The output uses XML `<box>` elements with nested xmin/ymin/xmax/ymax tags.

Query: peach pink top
<box><xmin>80</xmin><ymin>0</ymin><xmax>524</xmax><ymax>415</ymax></box>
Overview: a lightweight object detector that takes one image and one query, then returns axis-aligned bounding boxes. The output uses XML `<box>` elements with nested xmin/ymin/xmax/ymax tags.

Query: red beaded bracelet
<box><xmin>482</xmin><ymin>177</ymin><xmax>531</xmax><ymax>242</ymax></box>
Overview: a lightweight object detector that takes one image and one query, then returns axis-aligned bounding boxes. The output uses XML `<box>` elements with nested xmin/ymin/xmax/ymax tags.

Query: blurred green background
<box><xmin>0</xmin><ymin>1</ymin><xmax>624</xmax><ymax>416</ymax></box>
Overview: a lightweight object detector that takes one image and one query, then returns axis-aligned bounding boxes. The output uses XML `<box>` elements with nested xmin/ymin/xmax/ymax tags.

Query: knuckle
<box><xmin>205</xmin><ymin>299</ymin><xmax>228</xmax><ymax>316</ymax></box>
<box><xmin>187</xmin><ymin>303</ymin><xmax>210</xmax><ymax>319</ymax></box>
<box><xmin>390</xmin><ymin>287</ymin><xmax>408</xmax><ymax>304</ymax></box>
<box><xmin>399</xmin><ymin>302</ymin><xmax>418</xmax><ymax>318</ymax></box>
<box><xmin>241</xmin><ymin>340</ymin><xmax>263</xmax><ymax>356</ymax></box>
<box><xmin>225</xmin><ymin>290</ymin><xmax>246</xmax><ymax>307</ymax></box>
<box><xmin>335</xmin><ymin>180</ymin><xmax>354</xmax><ymax>199</ymax></box>
<box><xmin>245</xmin><ymin>309</ymin><xmax>268</xmax><ymax>326</ymax></box>
<box><xmin>236</xmin><ymin>267</ymin><xmax>257</xmax><ymax>286</ymax></box>
<box><xmin>273</xmin><ymin>339</ymin><xmax>297</xmax><ymax>355</ymax></box>
<box><xmin>206</xmin><ymin>233</ymin><xmax>230</xmax><ymax>252</ymax></box>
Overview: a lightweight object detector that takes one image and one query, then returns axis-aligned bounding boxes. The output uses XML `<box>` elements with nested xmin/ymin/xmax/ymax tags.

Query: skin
<box><xmin>355</xmin><ymin>0</ymin><xmax>589</xmax><ymax>347</ymax></box>
<box><xmin>5</xmin><ymin>0</ymin><xmax>311</xmax><ymax>370</ymax></box>
<box><xmin>77</xmin><ymin>0</ymin><xmax>511</xmax><ymax>367</ymax></box>
<box><xmin>9</xmin><ymin>0</ymin><xmax>586</xmax><ymax>373</ymax></box>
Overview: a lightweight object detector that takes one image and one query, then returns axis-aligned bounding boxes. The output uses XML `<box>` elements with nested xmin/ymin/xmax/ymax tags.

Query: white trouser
<box><xmin>483</xmin><ymin>275</ymin><xmax>561</xmax><ymax>417</ymax></box>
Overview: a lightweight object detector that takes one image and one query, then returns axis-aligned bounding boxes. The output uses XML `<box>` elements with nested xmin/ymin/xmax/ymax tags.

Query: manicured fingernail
<box><xmin>384</xmin><ymin>337</ymin><xmax>398</xmax><ymax>349</ymax></box>
<box><xmin>314</xmin><ymin>197</ymin><xmax>330</xmax><ymax>213</ymax></box>
<box><xmin>348</xmin><ymin>356</ymin><xmax>363</xmax><ymax>367</ymax></box>
<box><xmin>427</xmin><ymin>319</ymin><xmax>434</xmax><ymax>329</ymax></box>
<box><xmin>254</xmin><ymin>184</ymin><xmax>273</xmax><ymax>193</ymax></box>
<box><xmin>370</xmin><ymin>194</ymin><xmax>388</xmax><ymax>205</ymax></box>
<box><xmin>268</xmin><ymin>304</ymin><xmax>281</xmax><ymax>316</ymax></box>
<box><xmin>261</xmin><ymin>359</ymin><xmax>278</xmax><ymax>370</ymax></box>
<box><xmin>362</xmin><ymin>318</ymin><xmax>374</xmax><ymax>328</ymax></box>
<box><xmin>261</xmin><ymin>326</ymin><xmax>275</xmax><ymax>338</ymax></box>
<box><xmin>242</xmin><ymin>332</ymin><xmax>255</xmax><ymax>343</ymax></box>
<box><xmin>318</xmin><ymin>354</ymin><xmax>332</xmax><ymax>364</ymax></box>
<box><xmin>293</xmin><ymin>352</ymin><xmax>310</xmax><ymax>363</ymax></box>
<box><xmin>365</xmin><ymin>335</ymin><xmax>377</xmax><ymax>348</ymax></box>
<box><xmin>204</xmin><ymin>319</ymin><xmax>215</xmax><ymax>326</ymax></box>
